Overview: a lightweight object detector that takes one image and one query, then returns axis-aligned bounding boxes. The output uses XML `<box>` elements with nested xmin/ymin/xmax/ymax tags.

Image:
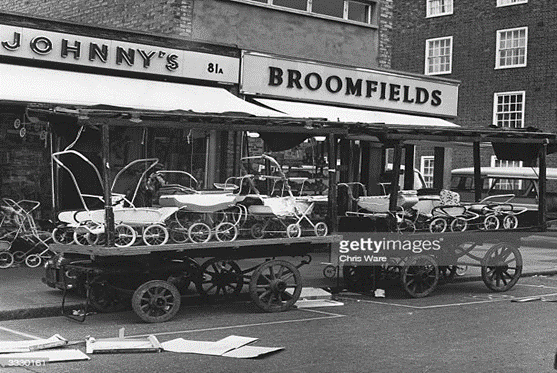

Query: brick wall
<box><xmin>378</xmin><ymin>0</ymin><xmax>393</xmax><ymax>68</ymax></box>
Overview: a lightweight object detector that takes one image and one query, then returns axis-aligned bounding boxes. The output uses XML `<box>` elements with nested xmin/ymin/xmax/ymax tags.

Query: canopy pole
<box><xmin>102</xmin><ymin>122</ymin><xmax>115</xmax><ymax>247</ymax></box>
<box><xmin>404</xmin><ymin>144</ymin><xmax>415</xmax><ymax>190</ymax></box>
<box><xmin>473</xmin><ymin>141</ymin><xmax>482</xmax><ymax>202</ymax></box>
<box><xmin>327</xmin><ymin>134</ymin><xmax>338</xmax><ymax>233</ymax></box>
<box><xmin>389</xmin><ymin>141</ymin><xmax>402</xmax><ymax>213</ymax></box>
<box><xmin>539</xmin><ymin>142</ymin><xmax>547</xmax><ymax>231</ymax></box>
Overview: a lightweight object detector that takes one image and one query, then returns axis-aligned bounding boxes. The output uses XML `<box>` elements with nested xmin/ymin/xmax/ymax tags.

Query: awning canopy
<box><xmin>254</xmin><ymin>98</ymin><xmax>458</xmax><ymax>127</ymax></box>
<box><xmin>0</xmin><ymin>63</ymin><xmax>284</xmax><ymax>117</ymax></box>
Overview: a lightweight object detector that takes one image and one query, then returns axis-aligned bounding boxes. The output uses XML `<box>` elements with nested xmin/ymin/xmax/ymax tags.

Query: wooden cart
<box><xmin>51</xmin><ymin>235</ymin><xmax>340</xmax><ymax>323</ymax></box>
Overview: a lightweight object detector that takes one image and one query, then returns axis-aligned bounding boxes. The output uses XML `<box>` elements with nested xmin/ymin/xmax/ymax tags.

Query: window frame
<box><xmin>420</xmin><ymin>156</ymin><xmax>435</xmax><ymax>189</ymax></box>
<box><xmin>225</xmin><ymin>0</ymin><xmax>379</xmax><ymax>27</ymax></box>
<box><xmin>495</xmin><ymin>26</ymin><xmax>528</xmax><ymax>69</ymax></box>
<box><xmin>497</xmin><ymin>0</ymin><xmax>528</xmax><ymax>8</ymax></box>
<box><xmin>492</xmin><ymin>90</ymin><xmax>526</xmax><ymax>128</ymax></box>
<box><xmin>424</xmin><ymin>36</ymin><xmax>453</xmax><ymax>75</ymax></box>
<box><xmin>490</xmin><ymin>156</ymin><xmax>523</xmax><ymax>190</ymax></box>
<box><xmin>425</xmin><ymin>0</ymin><xmax>454</xmax><ymax>18</ymax></box>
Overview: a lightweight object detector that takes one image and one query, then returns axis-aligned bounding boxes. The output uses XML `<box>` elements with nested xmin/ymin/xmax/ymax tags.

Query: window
<box><xmin>426</xmin><ymin>0</ymin><xmax>453</xmax><ymax>17</ymax></box>
<box><xmin>425</xmin><ymin>36</ymin><xmax>452</xmax><ymax>75</ymax></box>
<box><xmin>496</xmin><ymin>27</ymin><xmax>527</xmax><ymax>69</ymax></box>
<box><xmin>421</xmin><ymin>156</ymin><xmax>435</xmax><ymax>188</ymax></box>
<box><xmin>497</xmin><ymin>0</ymin><xmax>528</xmax><ymax>7</ymax></box>
<box><xmin>229</xmin><ymin>0</ymin><xmax>377</xmax><ymax>25</ymax></box>
<box><xmin>490</xmin><ymin>156</ymin><xmax>523</xmax><ymax>190</ymax></box>
<box><xmin>493</xmin><ymin>91</ymin><xmax>525</xmax><ymax>128</ymax></box>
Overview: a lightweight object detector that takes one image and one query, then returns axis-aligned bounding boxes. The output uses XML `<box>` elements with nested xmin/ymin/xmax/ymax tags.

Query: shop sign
<box><xmin>241</xmin><ymin>52</ymin><xmax>459</xmax><ymax>118</ymax></box>
<box><xmin>0</xmin><ymin>25</ymin><xmax>239</xmax><ymax>84</ymax></box>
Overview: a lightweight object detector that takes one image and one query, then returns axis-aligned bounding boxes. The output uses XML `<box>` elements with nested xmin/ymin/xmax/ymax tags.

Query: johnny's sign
<box><xmin>241</xmin><ymin>52</ymin><xmax>459</xmax><ymax>117</ymax></box>
<box><xmin>0</xmin><ymin>25</ymin><xmax>239</xmax><ymax>84</ymax></box>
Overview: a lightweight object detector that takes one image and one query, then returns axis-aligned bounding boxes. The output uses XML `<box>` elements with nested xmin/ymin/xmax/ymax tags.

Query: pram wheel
<box><xmin>483</xmin><ymin>214</ymin><xmax>500</xmax><ymax>231</ymax></box>
<box><xmin>168</xmin><ymin>221</ymin><xmax>189</xmax><ymax>243</ymax></box>
<box><xmin>188</xmin><ymin>222</ymin><xmax>212</xmax><ymax>243</ymax></box>
<box><xmin>503</xmin><ymin>214</ymin><xmax>519</xmax><ymax>230</ymax></box>
<box><xmin>314</xmin><ymin>222</ymin><xmax>328</xmax><ymax>237</ymax></box>
<box><xmin>142</xmin><ymin>224</ymin><xmax>169</xmax><ymax>246</ymax></box>
<box><xmin>52</xmin><ymin>227</ymin><xmax>74</xmax><ymax>244</ymax></box>
<box><xmin>250</xmin><ymin>223</ymin><xmax>266</xmax><ymax>239</ymax></box>
<box><xmin>25</xmin><ymin>254</ymin><xmax>42</xmax><ymax>268</ymax></box>
<box><xmin>215</xmin><ymin>222</ymin><xmax>238</xmax><ymax>242</ymax></box>
<box><xmin>12</xmin><ymin>251</ymin><xmax>26</xmax><ymax>264</ymax></box>
<box><xmin>114</xmin><ymin>224</ymin><xmax>137</xmax><ymax>247</ymax></box>
<box><xmin>0</xmin><ymin>251</ymin><xmax>14</xmax><ymax>268</ymax></box>
<box><xmin>73</xmin><ymin>230</ymin><xmax>91</xmax><ymax>246</ymax></box>
<box><xmin>450</xmin><ymin>217</ymin><xmax>468</xmax><ymax>232</ymax></box>
<box><xmin>286</xmin><ymin>223</ymin><xmax>302</xmax><ymax>238</ymax></box>
<box><xmin>429</xmin><ymin>217</ymin><xmax>447</xmax><ymax>233</ymax></box>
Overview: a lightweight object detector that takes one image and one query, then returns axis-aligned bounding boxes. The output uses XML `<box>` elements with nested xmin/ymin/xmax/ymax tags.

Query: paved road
<box><xmin>2</xmin><ymin>276</ymin><xmax>557</xmax><ymax>372</ymax></box>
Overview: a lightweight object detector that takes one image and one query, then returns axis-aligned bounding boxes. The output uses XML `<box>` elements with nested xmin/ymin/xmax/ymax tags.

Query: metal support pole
<box><xmin>433</xmin><ymin>147</ymin><xmax>445</xmax><ymax>191</ymax></box>
<box><xmin>473</xmin><ymin>141</ymin><xmax>482</xmax><ymax>202</ymax></box>
<box><xmin>327</xmin><ymin>134</ymin><xmax>338</xmax><ymax>233</ymax></box>
<box><xmin>404</xmin><ymin>144</ymin><xmax>415</xmax><ymax>190</ymax></box>
<box><xmin>539</xmin><ymin>142</ymin><xmax>547</xmax><ymax>231</ymax></box>
<box><xmin>389</xmin><ymin>142</ymin><xmax>402</xmax><ymax>212</ymax></box>
<box><xmin>102</xmin><ymin>123</ymin><xmax>115</xmax><ymax>247</ymax></box>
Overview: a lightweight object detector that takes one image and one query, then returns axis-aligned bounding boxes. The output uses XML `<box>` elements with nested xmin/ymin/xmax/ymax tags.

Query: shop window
<box><xmin>493</xmin><ymin>91</ymin><xmax>525</xmax><ymax>128</ymax></box>
<box><xmin>425</xmin><ymin>36</ymin><xmax>452</xmax><ymax>75</ymax></box>
<box><xmin>426</xmin><ymin>0</ymin><xmax>453</xmax><ymax>17</ymax></box>
<box><xmin>420</xmin><ymin>156</ymin><xmax>434</xmax><ymax>188</ymax></box>
<box><xmin>496</xmin><ymin>27</ymin><xmax>527</xmax><ymax>69</ymax></box>
<box><xmin>228</xmin><ymin>0</ymin><xmax>378</xmax><ymax>26</ymax></box>
<box><xmin>497</xmin><ymin>0</ymin><xmax>528</xmax><ymax>7</ymax></box>
<box><xmin>490</xmin><ymin>156</ymin><xmax>523</xmax><ymax>190</ymax></box>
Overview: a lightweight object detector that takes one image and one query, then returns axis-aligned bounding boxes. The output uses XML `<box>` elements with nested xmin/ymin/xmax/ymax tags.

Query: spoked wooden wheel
<box><xmin>197</xmin><ymin>258</ymin><xmax>243</xmax><ymax>297</ymax></box>
<box><xmin>481</xmin><ymin>242</ymin><xmax>522</xmax><ymax>292</ymax></box>
<box><xmin>52</xmin><ymin>227</ymin><xmax>74</xmax><ymax>244</ymax></box>
<box><xmin>503</xmin><ymin>214</ymin><xmax>519</xmax><ymax>230</ymax></box>
<box><xmin>0</xmin><ymin>251</ymin><xmax>14</xmax><ymax>269</ymax></box>
<box><xmin>429</xmin><ymin>217</ymin><xmax>447</xmax><ymax>233</ymax></box>
<box><xmin>89</xmin><ymin>282</ymin><xmax>129</xmax><ymax>313</ymax></box>
<box><xmin>142</xmin><ymin>224</ymin><xmax>169</xmax><ymax>246</ymax></box>
<box><xmin>249</xmin><ymin>260</ymin><xmax>302</xmax><ymax>312</ymax></box>
<box><xmin>132</xmin><ymin>280</ymin><xmax>181</xmax><ymax>323</ymax></box>
<box><xmin>450</xmin><ymin>218</ymin><xmax>468</xmax><ymax>232</ymax></box>
<box><xmin>215</xmin><ymin>222</ymin><xmax>239</xmax><ymax>242</ymax></box>
<box><xmin>188</xmin><ymin>222</ymin><xmax>212</xmax><ymax>243</ymax></box>
<box><xmin>400</xmin><ymin>255</ymin><xmax>439</xmax><ymax>298</ymax></box>
<box><xmin>114</xmin><ymin>224</ymin><xmax>136</xmax><ymax>247</ymax></box>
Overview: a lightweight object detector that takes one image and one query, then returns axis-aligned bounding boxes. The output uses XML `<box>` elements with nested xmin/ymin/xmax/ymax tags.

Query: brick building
<box><xmin>392</xmin><ymin>0</ymin><xmax>557</xmax><ymax>185</ymax></box>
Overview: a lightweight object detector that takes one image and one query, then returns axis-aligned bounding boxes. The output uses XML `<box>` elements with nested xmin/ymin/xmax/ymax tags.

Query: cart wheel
<box><xmin>249</xmin><ymin>260</ymin><xmax>302</xmax><ymax>312</ymax></box>
<box><xmin>215</xmin><ymin>222</ymin><xmax>239</xmax><ymax>242</ymax></box>
<box><xmin>481</xmin><ymin>242</ymin><xmax>522</xmax><ymax>292</ymax></box>
<box><xmin>90</xmin><ymin>282</ymin><xmax>129</xmax><ymax>313</ymax></box>
<box><xmin>168</xmin><ymin>221</ymin><xmax>189</xmax><ymax>243</ymax></box>
<box><xmin>52</xmin><ymin>227</ymin><xmax>74</xmax><ymax>244</ymax></box>
<box><xmin>188</xmin><ymin>222</ymin><xmax>212</xmax><ymax>243</ymax></box>
<box><xmin>400</xmin><ymin>255</ymin><xmax>439</xmax><ymax>298</ymax></box>
<box><xmin>250</xmin><ymin>223</ymin><xmax>265</xmax><ymax>239</ymax></box>
<box><xmin>314</xmin><ymin>222</ymin><xmax>328</xmax><ymax>237</ymax></box>
<box><xmin>429</xmin><ymin>217</ymin><xmax>447</xmax><ymax>233</ymax></box>
<box><xmin>0</xmin><ymin>251</ymin><xmax>14</xmax><ymax>269</ymax></box>
<box><xmin>286</xmin><ymin>223</ymin><xmax>302</xmax><ymax>238</ymax></box>
<box><xmin>12</xmin><ymin>251</ymin><xmax>26</xmax><ymax>264</ymax></box>
<box><xmin>197</xmin><ymin>258</ymin><xmax>243</xmax><ymax>297</ymax></box>
<box><xmin>132</xmin><ymin>280</ymin><xmax>181</xmax><ymax>323</ymax></box>
<box><xmin>450</xmin><ymin>217</ymin><xmax>468</xmax><ymax>232</ymax></box>
<box><xmin>503</xmin><ymin>214</ymin><xmax>519</xmax><ymax>230</ymax></box>
<box><xmin>438</xmin><ymin>265</ymin><xmax>457</xmax><ymax>285</ymax></box>
<box><xmin>143</xmin><ymin>224</ymin><xmax>169</xmax><ymax>246</ymax></box>
<box><xmin>483</xmin><ymin>214</ymin><xmax>500</xmax><ymax>231</ymax></box>
<box><xmin>114</xmin><ymin>224</ymin><xmax>137</xmax><ymax>247</ymax></box>
<box><xmin>25</xmin><ymin>254</ymin><xmax>42</xmax><ymax>268</ymax></box>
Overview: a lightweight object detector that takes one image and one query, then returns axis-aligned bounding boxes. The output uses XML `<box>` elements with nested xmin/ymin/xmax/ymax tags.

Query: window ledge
<box><xmin>223</xmin><ymin>0</ymin><xmax>378</xmax><ymax>29</ymax></box>
<box><xmin>494</xmin><ymin>65</ymin><xmax>527</xmax><ymax>70</ymax></box>
<box><xmin>425</xmin><ymin>12</ymin><xmax>453</xmax><ymax>18</ymax></box>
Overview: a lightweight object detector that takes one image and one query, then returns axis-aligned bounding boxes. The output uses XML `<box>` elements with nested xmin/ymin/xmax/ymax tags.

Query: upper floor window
<box><xmin>493</xmin><ymin>91</ymin><xmax>525</xmax><ymax>128</ymax></box>
<box><xmin>496</xmin><ymin>27</ymin><xmax>528</xmax><ymax>69</ymax></box>
<box><xmin>497</xmin><ymin>0</ymin><xmax>528</xmax><ymax>7</ymax></box>
<box><xmin>231</xmin><ymin>0</ymin><xmax>378</xmax><ymax>25</ymax></box>
<box><xmin>425</xmin><ymin>36</ymin><xmax>453</xmax><ymax>75</ymax></box>
<box><xmin>426</xmin><ymin>0</ymin><xmax>453</xmax><ymax>17</ymax></box>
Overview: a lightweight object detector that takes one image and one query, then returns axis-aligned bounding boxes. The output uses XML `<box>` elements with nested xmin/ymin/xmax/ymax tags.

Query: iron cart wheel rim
<box><xmin>249</xmin><ymin>259</ymin><xmax>302</xmax><ymax>312</ymax></box>
<box><xmin>481</xmin><ymin>242</ymin><xmax>522</xmax><ymax>292</ymax></box>
<box><xmin>132</xmin><ymin>280</ymin><xmax>181</xmax><ymax>323</ymax></box>
<box><xmin>197</xmin><ymin>258</ymin><xmax>243</xmax><ymax>297</ymax></box>
<box><xmin>400</xmin><ymin>255</ymin><xmax>440</xmax><ymax>298</ymax></box>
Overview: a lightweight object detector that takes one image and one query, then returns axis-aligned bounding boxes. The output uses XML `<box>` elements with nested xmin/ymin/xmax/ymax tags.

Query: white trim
<box><xmin>425</xmin><ymin>36</ymin><xmax>453</xmax><ymax>75</ymax></box>
<box><xmin>226</xmin><ymin>0</ymin><xmax>378</xmax><ymax>28</ymax></box>
<box><xmin>496</xmin><ymin>0</ymin><xmax>528</xmax><ymax>8</ymax></box>
<box><xmin>492</xmin><ymin>90</ymin><xmax>526</xmax><ymax>128</ymax></box>
<box><xmin>495</xmin><ymin>26</ymin><xmax>528</xmax><ymax>69</ymax></box>
<box><xmin>425</xmin><ymin>0</ymin><xmax>454</xmax><ymax>18</ymax></box>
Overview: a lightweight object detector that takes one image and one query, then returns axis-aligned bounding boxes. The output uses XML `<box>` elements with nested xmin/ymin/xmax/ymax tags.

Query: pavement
<box><xmin>2</xmin><ymin>232</ymin><xmax>557</xmax><ymax>322</ymax></box>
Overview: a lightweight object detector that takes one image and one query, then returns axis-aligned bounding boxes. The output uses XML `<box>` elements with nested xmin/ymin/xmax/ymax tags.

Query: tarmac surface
<box><xmin>2</xmin><ymin>232</ymin><xmax>557</xmax><ymax>322</ymax></box>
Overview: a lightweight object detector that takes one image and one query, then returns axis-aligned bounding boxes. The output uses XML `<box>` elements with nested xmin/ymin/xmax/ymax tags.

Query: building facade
<box><xmin>392</xmin><ymin>0</ymin><xmax>557</xmax><ymax>187</ymax></box>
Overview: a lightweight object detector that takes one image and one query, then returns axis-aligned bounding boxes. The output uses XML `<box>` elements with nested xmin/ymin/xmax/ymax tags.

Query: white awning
<box><xmin>254</xmin><ymin>98</ymin><xmax>458</xmax><ymax>127</ymax></box>
<box><xmin>0</xmin><ymin>63</ymin><xmax>285</xmax><ymax>117</ymax></box>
